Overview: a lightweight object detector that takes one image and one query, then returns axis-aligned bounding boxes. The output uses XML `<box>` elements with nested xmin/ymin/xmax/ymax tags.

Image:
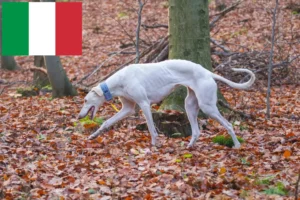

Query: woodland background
<box><xmin>0</xmin><ymin>0</ymin><xmax>300</xmax><ymax>199</ymax></box>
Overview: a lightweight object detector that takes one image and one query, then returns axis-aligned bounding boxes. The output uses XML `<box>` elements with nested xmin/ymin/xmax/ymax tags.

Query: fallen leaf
<box><xmin>220</xmin><ymin>167</ymin><xmax>227</xmax><ymax>174</ymax></box>
<box><xmin>283</xmin><ymin>150</ymin><xmax>291</xmax><ymax>158</ymax></box>
<box><xmin>183</xmin><ymin>153</ymin><xmax>193</xmax><ymax>158</ymax></box>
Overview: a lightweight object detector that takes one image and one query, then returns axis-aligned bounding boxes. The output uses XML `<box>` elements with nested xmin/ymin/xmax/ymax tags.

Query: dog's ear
<box><xmin>91</xmin><ymin>87</ymin><xmax>103</xmax><ymax>97</ymax></box>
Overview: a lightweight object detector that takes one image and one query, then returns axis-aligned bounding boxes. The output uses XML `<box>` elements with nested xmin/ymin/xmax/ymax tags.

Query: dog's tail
<box><xmin>212</xmin><ymin>68</ymin><xmax>255</xmax><ymax>90</ymax></box>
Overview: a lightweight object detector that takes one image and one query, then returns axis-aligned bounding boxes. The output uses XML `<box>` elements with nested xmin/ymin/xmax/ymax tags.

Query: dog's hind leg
<box><xmin>196</xmin><ymin>80</ymin><xmax>241</xmax><ymax>148</ymax></box>
<box><xmin>201</xmin><ymin>106</ymin><xmax>241</xmax><ymax>148</ymax></box>
<box><xmin>88</xmin><ymin>97</ymin><xmax>135</xmax><ymax>140</ymax></box>
<box><xmin>185</xmin><ymin>88</ymin><xmax>201</xmax><ymax>148</ymax></box>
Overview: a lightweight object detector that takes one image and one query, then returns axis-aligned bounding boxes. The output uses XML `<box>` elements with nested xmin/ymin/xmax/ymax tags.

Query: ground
<box><xmin>0</xmin><ymin>0</ymin><xmax>300</xmax><ymax>199</ymax></box>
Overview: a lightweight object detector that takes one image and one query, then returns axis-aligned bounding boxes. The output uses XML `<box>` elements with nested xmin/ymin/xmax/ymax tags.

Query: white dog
<box><xmin>78</xmin><ymin>60</ymin><xmax>255</xmax><ymax>148</ymax></box>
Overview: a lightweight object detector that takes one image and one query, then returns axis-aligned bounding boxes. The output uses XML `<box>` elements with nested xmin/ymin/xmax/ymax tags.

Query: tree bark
<box><xmin>0</xmin><ymin>0</ymin><xmax>18</xmax><ymax>70</ymax></box>
<box><xmin>33</xmin><ymin>56</ymin><xmax>50</xmax><ymax>88</ymax></box>
<box><xmin>44</xmin><ymin>56</ymin><xmax>77</xmax><ymax>98</ymax></box>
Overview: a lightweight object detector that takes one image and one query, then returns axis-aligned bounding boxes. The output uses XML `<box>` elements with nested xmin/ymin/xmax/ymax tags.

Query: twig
<box><xmin>266</xmin><ymin>0</ymin><xmax>279</xmax><ymax>119</ymax></box>
<box><xmin>0</xmin><ymin>79</ymin><xmax>8</xmax><ymax>84</ymax></box>
<box><xmin>135</xmin><ymin>0</ymin><xmax>146</xmax><ymax>63</ymax></box>
<box><xmin>239</xmin><ymin>55</ymin><xmax>299</xmax><ymax>82</ymax></box>
<box><xmin>87</xmin><ymin>38</ymin><xmax>160</xmax><ymax>87</ymax></box>
<box><xmin>140</xmin><ymin>0</ymin><xmax>241</xmax><ymax>32</ymax></box>
<box><xmin>218</xmin><ymin>99</ymin><xmax>254</xmax><ymax>119</ymax></box>
<box><xmin>210</xmin><ymin>0</ymin><xmax>242</xmax><ymax>29</ymax></box>
<box><xmin>215</xmin><ymin>56</ymin><xmax>232</xmax><ymax>71</ymax></box>
<box><xmin>145</xmin><ymin>36</ymin><xmax>168</xmax><ymax>62</ymax></box>
<box><xmin>296</xmin><ymin>172</ymin><xmax>300</xmax><ymax>200</ymax></box>
<box><xmin>0</xmin><ymin>81</ymin><xmax>29</xmax><ymax>95</ymax></box>
<box><xmin>152</xmin><ymin>44</ymin><xmax>169</xmax><ymax>63</ymax></box>
<box><xmin>210</xmin><ymin>38</ymin><xmax>230</xmax><ymax>52</ymax></box>
<box><xmin>142</xmin><ymin>24</ymin><xmax>168</xmax><ymax>29</ymax></box>
<box><xmin>76</xmin><ymin>46</ymin><xmax>133</xmax><ymax>84</ymax></box>
<box><xmin>28</xmin><ymin>67</ymin><xmax>47</xmax><ymax>74</ymax></box>
<box><xmin>108</xmin><ymin>51</ymin><xmax>136</xmax><ymax>56</ymax></box>
<box><xmin>73</xmin><ymin>83</ymin><xmax>90</xmax><ymax>93</ymax></box>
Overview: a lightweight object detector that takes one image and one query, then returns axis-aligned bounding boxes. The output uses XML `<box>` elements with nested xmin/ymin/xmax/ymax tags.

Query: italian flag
<box><xmin>2</xmin><ymin>2</ymin><xmax>82</xmax><ymax>56</ymax></box>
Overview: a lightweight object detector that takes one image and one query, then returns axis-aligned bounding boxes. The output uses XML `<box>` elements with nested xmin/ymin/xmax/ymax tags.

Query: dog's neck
<box><xmin>103</xmin><ymin>73</ymin><xmax>123</xmax><ymax>98</ymax></box>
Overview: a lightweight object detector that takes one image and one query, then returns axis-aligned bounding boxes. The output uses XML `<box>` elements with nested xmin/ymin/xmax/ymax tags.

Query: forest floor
<box><xmin>1</xmin><ymin>0</ymin><xmax>300</xmax><ymax>199</ymax></box>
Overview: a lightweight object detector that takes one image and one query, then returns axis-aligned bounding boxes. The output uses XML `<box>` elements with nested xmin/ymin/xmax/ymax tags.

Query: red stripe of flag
<box><xmin>56</xmin><ymin>2</ymin><xmax>82</xmax><ymax>55</ymax></box>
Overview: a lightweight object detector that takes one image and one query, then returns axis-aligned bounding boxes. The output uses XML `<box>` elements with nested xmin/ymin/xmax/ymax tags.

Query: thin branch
<box><xmin>0</xmin><ymin>79</ymin><xmax>8</xmax><ymax>84</ymax></box>
<box><xmin>210</xmin><ymin>0</ymin><xmax>242</xmax><ymax>29</ymax></box>
<box><xmin>28</xmin><ymin>67</ymin><xmax>47</xmax><ymax>74</ymax></box>
<box><xmin>0</xmin><ymin>81</ymin><xmax>30</xmax><ymax>95</ymax></box>
<box><xmin>152</xmin><ymin>44</ymin><xmax>169</xmax><ymax>63</ymax></box>
<box><xmin>210</xmin><ymin>38</ymin><xmax>230</xmax><ymax>52</ymax></box>
<box><xmin>76</xmin><ymin>46</ymin><xmax>133</xmax><ymax>84</ymax></box>
<box><xmin>142</xmin><ymin>24</ymin><xmax>168</xmax><ymax>29</ymax></box>
<box><xmin>107</xmin><ymin>51</ymin><xmax>136</xmax><ymax>56</ymax></box>
<box><xmin>238</xmin><ymin>55</ymin><xmax>299</xmax><ymax>83</ymax></box>
<box><xmin>87</xmin><ymin>38</ymin><xmax>161</xmax><ymax>87</ymax></box>
<box><xmin>266</xmin><ymin>0</ymin><xmax>279</xmax><ymax>119</ymax></box>
<box><xmin>135</xmin><ymin>0</ymin><xmax>146</xmax><ymax>63</ymax></box>
<box><xmin>218</xmin><ymin>99</ymin><xmax>254</xmax><ymax>119</ymax></box>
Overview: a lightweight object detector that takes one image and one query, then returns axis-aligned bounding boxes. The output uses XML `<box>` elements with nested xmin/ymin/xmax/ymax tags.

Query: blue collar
<box><xmin>100</xmin><ymin>83</ymin><xmax>113</xmax><ymax>101</ymax></box>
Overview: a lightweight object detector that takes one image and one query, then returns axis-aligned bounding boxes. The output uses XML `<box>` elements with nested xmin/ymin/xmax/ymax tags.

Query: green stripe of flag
<box><xmin>2</xmin><ymin>2</ymin><xmax>29</xmax><ymax>56</ymax></box>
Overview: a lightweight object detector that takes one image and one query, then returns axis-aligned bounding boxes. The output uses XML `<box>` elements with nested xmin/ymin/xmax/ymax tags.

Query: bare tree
<box><xmin>266</xmin><ymin>0</ymin><xmax>279</xmax><ymax>119</ymax></box>
<box><xmin>44</xmin><ymin>56</ymin><xmax>77</xmax><ymax>97</ymax></box>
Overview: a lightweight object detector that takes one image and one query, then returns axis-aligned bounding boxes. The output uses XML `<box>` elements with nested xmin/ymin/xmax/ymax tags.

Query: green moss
<box><xmin>16</xmin><ymin>87</ymin><xmax>39</xmax><ymax>97</ymax></box>
<box><xmin>255</xmin><ymin>175</ymin><xmax>276</xmax><ymax>185</ymax></box>
<box><xmin>212</xmin><ymin>135</ymin><xmax>244</xmax><ymax>148</ymax></box>
<box><xmin>263</xmin><ymin>182</ymin><xmax>288</xmax><ymax>196</ymax></box>
<box><xmin>74</xmin><ymin>116</ymin><xmax>104</xmax><ymax>127</ymax></box>
<box><xmin>41</xmin><ymin>85</ymin><xmax>52</xmax><ymax>90</ymax></box>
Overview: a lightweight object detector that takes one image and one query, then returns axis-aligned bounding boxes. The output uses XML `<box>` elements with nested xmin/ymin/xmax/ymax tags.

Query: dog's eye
<box><xmin>84</xmin><ymin>99</ymin><xmax>87</xmax><ymax>103</ymax></box>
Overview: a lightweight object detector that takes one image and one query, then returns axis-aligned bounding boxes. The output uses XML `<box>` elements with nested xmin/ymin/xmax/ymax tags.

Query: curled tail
<box><xmin>212</xmin><ymin>68</ymin><xmax>255</xmax><ymax>90</ymax></box>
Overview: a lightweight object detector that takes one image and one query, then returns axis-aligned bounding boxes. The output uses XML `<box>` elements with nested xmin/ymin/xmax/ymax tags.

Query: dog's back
<box><xmin>123</xmin><ymin>59</ymin><xmax>211</xmax><ymax>85</ymax></box>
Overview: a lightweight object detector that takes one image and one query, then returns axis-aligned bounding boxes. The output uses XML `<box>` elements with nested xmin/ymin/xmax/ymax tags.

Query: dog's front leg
<box><xmin>88</xmin><ymin>98</ymin><xmax>135</xmax><ymax>140</ymax></box>
<box><xmin>138</xmin><ymin>103</ymin><xmax>158</xmax><ymax>146</ymax></box>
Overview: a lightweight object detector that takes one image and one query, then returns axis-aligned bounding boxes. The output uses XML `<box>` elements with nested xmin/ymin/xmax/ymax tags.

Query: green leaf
<box><xmin>156</xmin><ymin>170</ymin><xmax>162</xmax><ymax>175</ymax></box>
<box><xmin>180</xmin><ymin>141</ymin><xmax>185</xmax><ymax>147</ymax></box>
<box><xmin>183</xmin><ymin>153</ymin><xmax>193</xmax><ymax>158</ymax></box>
<box><xmin>171</xmin><ymin>132</ymin><xmax>183</xmax><ymax>138</ymax></box>
<box><xmin>117</xmin><ymin>12</ymin><xmax>128</xmax><ymax>19</ymax></box>
<box><xmin>175</xmin><ymin>159</ymin><xmax>182</xmax><ymax>163</ymax></box>
<box><xmin>241</xmin><ymin>157</ymin><xmax>250</xmax><ymax>166</ymax></box>
<box><xmin>88</xmin><ymin>188</ymin><xmax>96</xmax><ymax>194</ymax></box>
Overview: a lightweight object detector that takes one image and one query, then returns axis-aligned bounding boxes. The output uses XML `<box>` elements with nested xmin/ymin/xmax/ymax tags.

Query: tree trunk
<box><xmin>1</xmin><ymin>57</ymin><xmax>18</xmax><ymax>70</ymax></box>
<box><xmin>33</xmin><ymin>56</ymin><xmax>50</xmax><ymax>88</ymax></box>
<box><xmin>44</xmin><ymin>56</ymin><xmax>77</xmax><ymax>98</ymax></box>
<box><xmin>160</xmin><ymin>0</ymin><xmax>216</xmax><ymax>112</ymax></box>
<box><xmin>0</xmin><ymin>0</ymin><xmax>18</xmax><ymax>70</ymax></box>
<box><xmin>152</xmin><ymin>0</ymin><xmax>228</xmax><ymax>137</ymax></box>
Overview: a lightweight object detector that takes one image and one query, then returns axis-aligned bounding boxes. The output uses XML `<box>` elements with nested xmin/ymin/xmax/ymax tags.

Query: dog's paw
<box><xmin>88</xmin><ymin>134</ymin><xmax>97</xmax><ymax>140</ymax></box>
<box><xmin>233</xmin><ymin>144</ymin><xmax>241</xmax><ymax>149</ymax></box>
<box><xmin>187</xmin><ymin>144</ymin><xmax>196</xmax><ymax>149</ymax></box>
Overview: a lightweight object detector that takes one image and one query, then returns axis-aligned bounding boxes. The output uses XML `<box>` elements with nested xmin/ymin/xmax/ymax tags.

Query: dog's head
<box><xmin>78</xmin><ymin>87</ymin><xmax>106</xmax><ymax>120</ymax></box>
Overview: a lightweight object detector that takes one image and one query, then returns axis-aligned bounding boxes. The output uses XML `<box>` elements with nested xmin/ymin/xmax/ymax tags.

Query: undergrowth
<box><xmin>212</xmin><ymin>135</ymin><xmax>245</xmax><ymax>148</ymax></box>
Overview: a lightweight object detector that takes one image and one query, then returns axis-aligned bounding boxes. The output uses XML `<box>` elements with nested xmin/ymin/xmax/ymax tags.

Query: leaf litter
<box><xmin>0</xmin><ymin>0</ymin><xmax>299</xmax><ymax>199</ymax></box>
